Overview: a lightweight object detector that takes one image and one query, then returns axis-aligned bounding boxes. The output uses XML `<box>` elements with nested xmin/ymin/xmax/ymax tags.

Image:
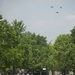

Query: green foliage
<box><xmin>0</xmin><ymin>16</ymin><xmax>25</xmax><ymax>73</ymax></box>
<box><xmin>70</xmin><ymin>26</ymin><xmax>75</xmax><ymax>72</ymax></box>
<box><xmin>71</xmin><ymin>26</ymin><xmax>75</xmax><ymax>43</ymax></box>
<box><xmin>1</xmin><ymin>15</ymin><xmax>75</xmax><ymax>75</ymax></box>
<box><xmin>0</xmin><ymin>15</ymin><xmax>52</xmax><ymax>74</ymax></box>
<box><xmin>54</xmin><ymin>34</ymin><xmax>75</xmax><ymax>74</ymax></box>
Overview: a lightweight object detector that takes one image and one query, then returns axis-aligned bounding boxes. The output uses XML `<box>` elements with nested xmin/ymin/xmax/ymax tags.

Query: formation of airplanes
<box><xmin>51</xmin><ymin>6</ymin><xmax>62</xmax><ymax>14</ymax></box>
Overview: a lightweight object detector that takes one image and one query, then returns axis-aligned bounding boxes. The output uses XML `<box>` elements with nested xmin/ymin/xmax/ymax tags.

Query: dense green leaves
<box><xmin>1</xmin><ymin>15</ymin><xmax>75</xmax><ymax>75</ymax></box>
<box><xmin>54</xmin><ymin>34</ymin><xmax>75</xmax><ymax>75</ymax></box>
<box><xmin>0</xmin><ymin>16</ymin><xmax>25</xmax><ymax>74</ymax></box>
<box><xmin>0</xmin><ymin>16</ymin><xmax>52</xmax><ymax>74</ymax></box>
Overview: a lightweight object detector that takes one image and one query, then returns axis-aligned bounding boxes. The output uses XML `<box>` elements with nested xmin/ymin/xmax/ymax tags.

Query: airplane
<box><xmin>56</xmin><ymin>11</ymin><xmax>59</xmax><ymax>13</ymax></box>
<box><xmin>60</xmin><ymin>6</ymin><xmax>62</xmax><ymax>9</ymax></box>
<box><xmin>51</xmin><ymin>6</ymin><xmax>53</xmax><ymax>8</ymax></box>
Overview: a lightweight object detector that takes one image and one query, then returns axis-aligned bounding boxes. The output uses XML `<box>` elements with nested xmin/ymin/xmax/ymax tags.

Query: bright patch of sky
<box><xmin>0</xmin><ymin>0</ymin><xmax>75</xmax><ymax>43</ymax></box>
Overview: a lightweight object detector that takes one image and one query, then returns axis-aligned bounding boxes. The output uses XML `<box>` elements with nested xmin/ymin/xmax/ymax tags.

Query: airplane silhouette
<box><xmin>51</xmin><ymin>6</ymin><xmax>53</xmax><ymax>8</ymax></box>
<box><xmin>50</xmin><ymin>5</ymin><xmax>62</xmax><ymax>14</ymax></box>
<box><xmin>60</xmin><ymin>6</ymin><xmax>62</xmax><ymax>9</ymax></box>
<box><xmin>56</xmin><ymin>11</ymin><xmax>59</xmax><ymax>13</ymax></box>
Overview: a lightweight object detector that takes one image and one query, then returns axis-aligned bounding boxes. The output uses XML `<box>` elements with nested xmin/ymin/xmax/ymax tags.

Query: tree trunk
<box><xmin>12</xmin><ymin>66</ymin><xmax>16</xmax><ymax>75</ymax></box>
<box><xmin>73</xmin><ymin>70</ymin><xmax>75</xmax><ymax>75</ymax></box>
<box><xmin>52</xmin><ymin>70</ymin><xmax>55</xmax><ymax>75</ymax></box>
<box><xmin>62</xmin><ymin>70</ymin><xmax>67</xmax><ymax>75</ymax></box>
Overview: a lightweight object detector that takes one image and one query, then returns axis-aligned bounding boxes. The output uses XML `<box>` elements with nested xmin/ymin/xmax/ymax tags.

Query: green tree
<box><xmin>0</xmin><ymin>16</ymin><xmax>25</xmax><ymax>74</ymax></box>
<box><xmin>0</xmin><ymin>15</ymin><xmax>60</xmax><ymax>75</ymax></box>
<box><xmin>70</xmin><ymin>26</ymin><xmax>75</xmax><ymax>74</ymax></box>
<box><xmin>54</xmin><ymin>34</ymin><xmax>73</xmax><ymax>75</ymax></box>
<box><xmin>20</xmin><ymin>32</ymin><xmax>50</xmax><ymax>73</ymax></box>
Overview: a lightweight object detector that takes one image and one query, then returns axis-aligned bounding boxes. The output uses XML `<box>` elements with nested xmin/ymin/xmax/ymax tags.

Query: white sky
<box><xmin>0</xmin><ymin>0</ymin><xmax>75</xmax><ymax>43</ymax></box>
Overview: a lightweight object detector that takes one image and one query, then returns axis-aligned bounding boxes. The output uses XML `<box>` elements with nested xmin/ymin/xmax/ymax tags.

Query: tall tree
<box><xmin>70</xmin><ymin>26</ymin><xmax>75</xmax><ymax>74</ymax></box>
<box><xmin>54</xmin><ymin>34</ymin><xmax>73</xmax><ymax>75</ymax></box>
<box><xmin>0</xmin><ymin>16</ymin><xmax>25</xmax><ymax>74</ymax></box>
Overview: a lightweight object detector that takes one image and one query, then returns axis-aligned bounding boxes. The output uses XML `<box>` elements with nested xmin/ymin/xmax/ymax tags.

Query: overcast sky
<box><xmin>0</xmin><ymin>0</ymin><xmax>75</xmax><ymax>43</ymax></box>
